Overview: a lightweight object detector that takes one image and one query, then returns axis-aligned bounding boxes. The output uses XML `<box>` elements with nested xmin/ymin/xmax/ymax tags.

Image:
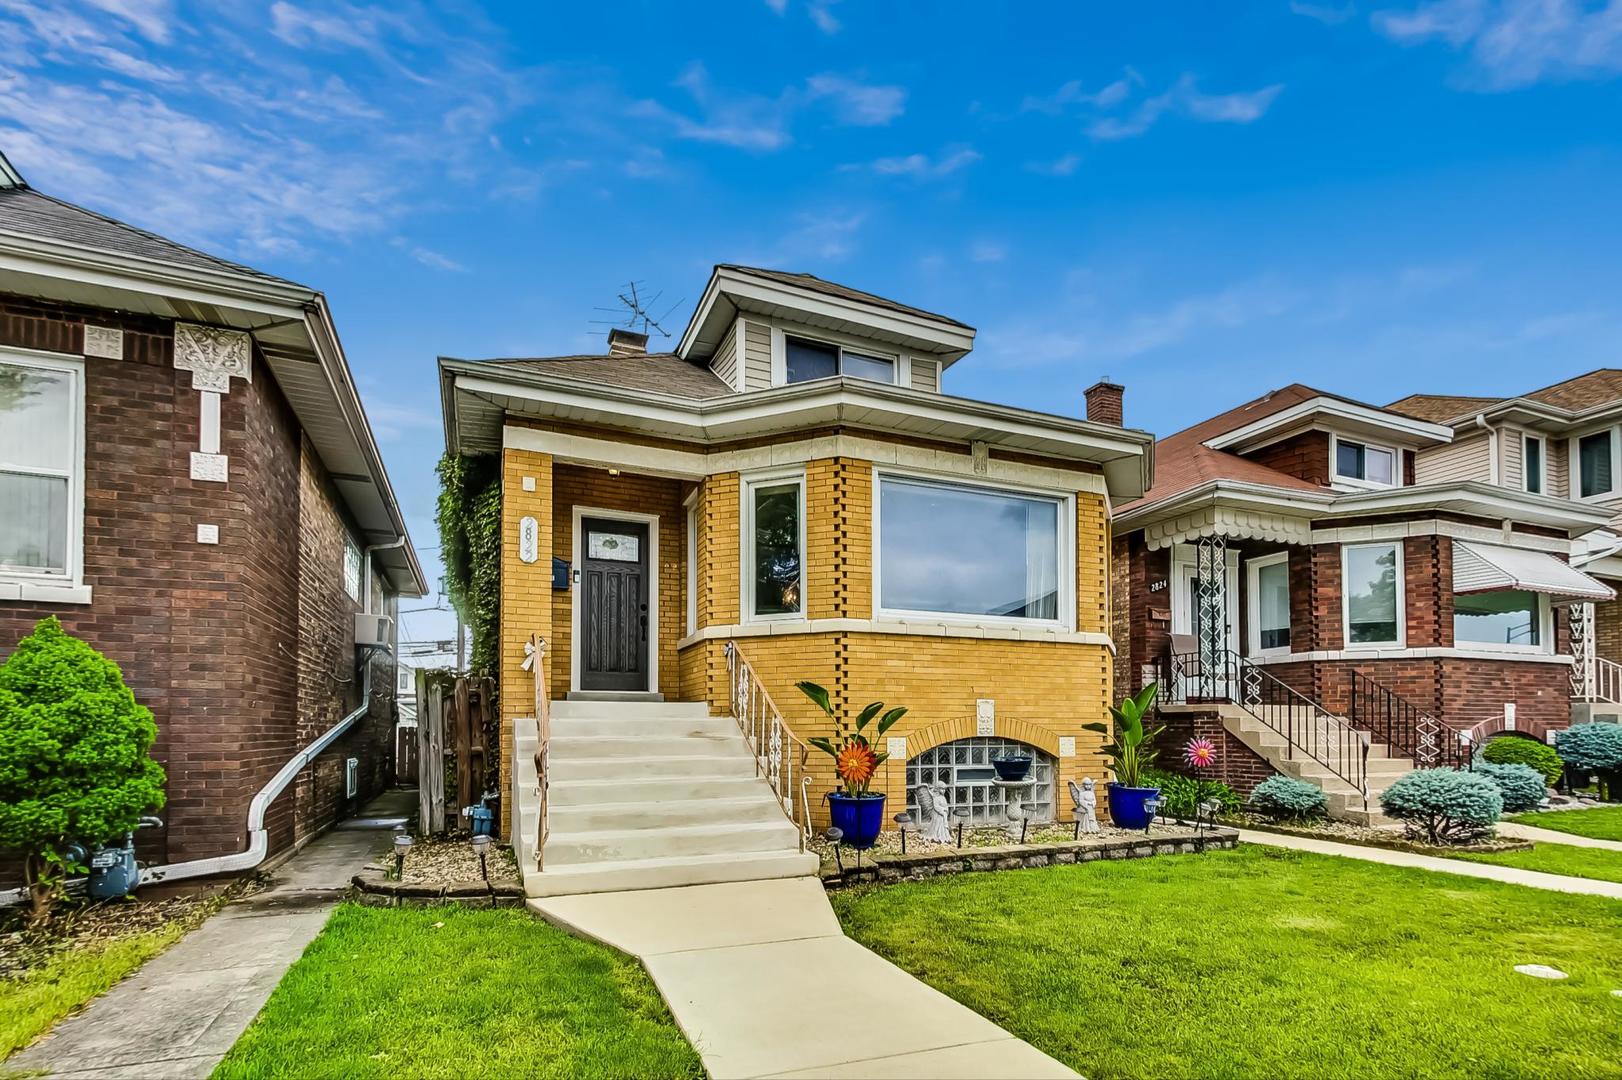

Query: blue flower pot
<box><xmin>1106</xmin><ymin>784</ymin><xmax>1161</xmax><ymax>830</ymax></box>
<box><xmin>992</xmin><ymin>755</ymin><xmax>1033</xmax><ymax>781</ymax></box>
<box><xmin>828</xmin><ymin>792</ymin><xmax>887</xmax><ymax>850</ymax></box>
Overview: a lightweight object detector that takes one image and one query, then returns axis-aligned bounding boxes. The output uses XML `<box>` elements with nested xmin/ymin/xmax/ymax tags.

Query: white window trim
<box><xmin>684</xmin><ymin>491</ymin><xmax>698</xmax><ymax>636</ymax></box>
<box><xmin>1569</xmin><ymin>426</ymin><xmax>1620</xmax><ymax>502</ymax></box>
<box><xmin>1341</xmin><ymin>541</ymin><xmax>1406</xmax><ymax>649</ymax></box>
<box><xmin>741</xmin><ymin>468</ymin><xmax>807</xmax><ymax>624</ymax></box>
<box><xmin>872</xmin><ymin>469</ymin><xmax>1076</xmax><ymax>632</ymax></box>
<box><xmin>571</xmin><ymin>505</ymin><xmax>661</xmax><ymax>693</ymax></box>
<box><xmin>1246</xmin><ymin>552</ymin><xmax>1292</xmax><ymax>659</ymax></box>
<box><xmin>0</xmin><ymin>347</ymin><xmax>88</xmax><ymax>602</ymax></box>
<box><xmin>773</xmin><ymin>328</ymin><xmax>905</xmax><ymax>388</ymax></box>
<box><xmin>1451</xmin><ymin>590</ymin><xmax>1553</xmax><ymax>655</ymax></box>
<box><xmin>1330</xmin><ymin>433</ymin><xmax>1400</xmax><ymax>491</ymax></box>
<box><xmin>1523</xmin><ymin>433</ymin><xmax>1545</xmax><ymax>495</ymax></box>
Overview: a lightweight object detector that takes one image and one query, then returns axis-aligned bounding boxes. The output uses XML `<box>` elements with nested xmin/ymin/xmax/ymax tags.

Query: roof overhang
<box><xmin>676</xmin><ymin>265</ymin><xmax>977</xmax><ymax>367</ymax></box>
<box><xmin>1203</xmin><ymin>396</ymin><xmax>1454</xmax><ymax>453</ymax></box>
<box><xmin>1116</xmin><ymin>479</ymin><xmax>1613</xmax><ymax>548</ymax></box>
<box><xmin>1445</xmin><ymin>396</ymin><xmax>1622</xmax><ymax>435</ymax></box>
<box><xmin>440</xmin><ymin>361</ymin><xmax>1154</xmax><ymax>502</ymax></box>
<box><xmin>0</xmin><ymin>228</ymin><xmax>425</xmax><ymax>595</ymax></box>
<box><xmin>1454</xmin><ymin>541</ymin><xmax>1615</xmax><ymax>604</ymax></box>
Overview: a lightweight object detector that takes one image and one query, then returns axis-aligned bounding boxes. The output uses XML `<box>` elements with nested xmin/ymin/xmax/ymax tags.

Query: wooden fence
<box><xmin>416</xmin><ymin>670</ymin><xmax>497</xmax><ymax>835</ymax></box>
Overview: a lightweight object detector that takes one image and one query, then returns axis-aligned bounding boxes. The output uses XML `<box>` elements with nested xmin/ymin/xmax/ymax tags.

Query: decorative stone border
<box><xmin>351</xmin><ymin>869</ymin><xmax>525</xmax><ymax>907</ymax></box>
<box><xmin>1236</xmin><ymin>820</ymin><xmax>1534</xmax><ymax>857</ymax></box>
<box><xmin>821</xmin><ymin>828</ymin><xmax>1240</xmax><ymax>889</ymax></box>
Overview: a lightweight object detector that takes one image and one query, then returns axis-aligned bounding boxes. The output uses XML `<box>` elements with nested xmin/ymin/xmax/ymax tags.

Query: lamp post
<box><xmin>393</xmin><ymin>832</ymin><xmax>413</xmax><ymax>881</ymax></box>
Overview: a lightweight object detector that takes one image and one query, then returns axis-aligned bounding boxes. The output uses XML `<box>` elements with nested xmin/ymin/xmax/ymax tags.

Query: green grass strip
<box><xmin>1510</xmin><ymin>807</ymin><xmax>1622</xmax><ymax>842</ymax></box>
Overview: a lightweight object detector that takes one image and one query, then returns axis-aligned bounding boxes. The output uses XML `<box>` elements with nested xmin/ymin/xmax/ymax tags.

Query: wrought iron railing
<box><xmin>725</xmin><ymin>640</ymin><xmax>812</xmax><ymax>850</ymax></box>
<box><xmin>1163</xmin><ymin>648</ymin><xmax>1369</xmax><ymax>810</ymax></box>
<box><xmin>1346</xmin><ymin>670</ymin><xmax>1468</xmax><ymax>771</ymax></box>
<box><xmin>521</xmin><ymin>634</ymin><xmax>551</xmax><ymax>870</ymax></box>
<box><xmin>1593</xmin><ymin>657</ymin><xmax>1622</xmax><ymax>704</ymax></box>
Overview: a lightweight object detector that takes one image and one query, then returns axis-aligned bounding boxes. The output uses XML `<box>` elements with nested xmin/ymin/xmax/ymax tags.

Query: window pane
<box><xmin>0</xmin><ymin>362</ymin><xmax>72</xmax><ymax>473</ymax></box>
<box><xmin>0</xmin><ymin>472</ymin><xmax>69</xmax><ymax>573</ymax></box>
<box><xmin>752</xmin><ymin>483</ymin><xmax>801</xmax><ymax>616</ymax></box>
<box><xmin>1455</xmin><ymin>590</ymin><xmax>1539</xmax><ymax>647</ymax></box>
<box><xmin>841</xmin><ymin>352</ymin><xmax>894</xmax><ymax>383</ymax></box>
<box><xmin>1336</xmin><ymin>440</ymin><xmax>1364</xmax><ymax>479</ymax></box>
<box><xmin>1365</xmin><ymin>447</ymin><xmax>1394</xmax><ymax>485</ymax></box>
<box><xmin>879</xmin><ymin>478</ymin><xmax>1059</xmax><ymax>620</ymax></box>
<box><xmin>1580</xmin><ymin>431</ymin><xmax>1612</xmax><ymax>497</ymax></box>
<box><xmin>785</xmin><ymin>338</ymin><xmax>837</xmax><ymax>384</ymax></box>
<box><xmin>1256</xmin><ymin>559</ymin><xmax>1290</xmax><ymax>651</ymax></box>
<box><xmin>1345</xmin><ymin>544</ymin><xmax>1399</xmax><ymax>644</ymax></box>
<box><xmin>1525</xmin><ymin>438</ymin><xmax>1542</xmax><ymax>494</ymax></box>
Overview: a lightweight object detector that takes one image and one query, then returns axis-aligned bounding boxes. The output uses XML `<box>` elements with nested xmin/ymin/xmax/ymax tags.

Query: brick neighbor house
<box><xmin>0</xmin><ymin>151</ymin><xmax>425</xmax><ymax>893</ymax></box>
<box><xmin>1389</xmin><ymin>371</ymin><xmax>1622</xmax><ymax>727</ymax></box>
<box><xmin>1113</xmin><ymin>382</ymin><xmax>1614</xmax><ymax>823</ymax></box>
<box><xmin>438</xmin><ymin>264</ymin><xmax>1153</xmax><ymax>895</ymax></box>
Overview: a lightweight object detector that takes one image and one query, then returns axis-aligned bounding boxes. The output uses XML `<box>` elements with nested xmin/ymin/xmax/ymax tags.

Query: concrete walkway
<box><xmin>9</xmin><ymin>791</ymin><xmax>413</xmax><ymax>1080</ymax></box>
<box><xmin>534</xmin><ymin>877</ymin><xmax>1076</xmax><ymax>1080</ymax></box>
<box><xmin>1238</xmin><ymin>828</ymin><xmax>1622</xmax><ymax>899</ymax></box>
<box><xmin>1496</xmin><ymin>820</ymin><xmax>1622</xmax><ymax>851</ymax></box>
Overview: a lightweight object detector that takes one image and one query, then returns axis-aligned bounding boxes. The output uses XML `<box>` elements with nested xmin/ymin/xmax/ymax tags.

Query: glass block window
<box><xmin>905</xmin><ymin>737</ymin><xmax>1056</xmax><ymax>826</ymax></box>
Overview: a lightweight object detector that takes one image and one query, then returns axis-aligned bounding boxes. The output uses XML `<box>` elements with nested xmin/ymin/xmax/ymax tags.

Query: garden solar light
<box><xmin>824</xmin><ymin>827</ymin><xmax>845</xmax><ymax>873</ymax></box>
<box><xmin>393</xmin><ymin>833</ymin><xmax>413</xmax><ymax>880</ymax></box>
<box><xmin>1143</xmin><ymin>796</ymin><xmax>1161</xmax><ymax>836</ymax></box>
<box><xmin>471</xmin><ymin>833</ymin><xmax>491</xmax><ymax>881</ymax></box>
<box><xmin>951</xmin><ymin>807</ymin><xmax>972</xmax><ymax>848</ymax></box>
<box><xmin>893</xmin><ymin>811</ymin><xmax>915</xmax><ymax>854</ymax></box>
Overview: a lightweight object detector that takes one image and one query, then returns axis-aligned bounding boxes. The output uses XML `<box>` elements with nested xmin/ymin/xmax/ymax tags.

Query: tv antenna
<box><xmin>590</xmin><ymin>281</ymin><xmax>684</xmax><ymax>340</ymax></box>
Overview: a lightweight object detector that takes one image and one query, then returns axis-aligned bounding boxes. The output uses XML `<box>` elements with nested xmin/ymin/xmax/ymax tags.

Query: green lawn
<box><xmin>1511</xmin><ymin>807</ymin><xmax>1622</xmax><ymax>842</ymax></box>
<box><xmin>832</xmin><ymin>846</ymin><xmax>1622</xmax><ymax>1080</ymax></box>
<box><xmin>212</xmin><ymin>904</ymin><xmax>701</xmax><ymax>1080</ymax></box>
<box><xmin>1451</xmin><ymin>843</ymin><xmax>1622</xmax><ymax>884</ymax></box>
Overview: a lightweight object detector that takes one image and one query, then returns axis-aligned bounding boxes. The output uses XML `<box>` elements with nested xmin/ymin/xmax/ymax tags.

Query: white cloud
<box><xmin>1087</xmin><ymin>75</ymin><xmax>1283</xmax><ymax>140</ymax></box>
<box><xmin>1372</xmin><ymin>0</ymin><xmax>1622</xmax><ymax>88</ymax></box>
<box><xmin>363</xmin><ymin>399</ymin><xmax>443</xmax><ymax>441</ymax></box>
<box><xmin>808</xmin><ymin>0</ymin><xmax>840</xmax><ymax>33</ymax></box>
<box><xmin>1290</xmin><ymin>1</ymin><xmax>1357</xmax><ymax>24</ymax></box>
<box><xmin>82</xmin><ymin>0</ymin><xmax>171</xmax><ymax>43</ymax></box>
<box><xmin>1025</xmin><ymin>152</ymin><xmax>1081</xmax><ymax>176</ymax></box>
<box><xmin>1021</xmin><ymin>72</ymin><xmax>1139</xmax><ymax>115</ymax></box>
<box><xmin>970</xmin><ymin>240</ymin><xmax>1006</xmax><ymax>263</ymax></box>
<box><xmin>733</xmin><ymin>209</ymin><xmax>868</xmax><ymax>266</ymax></box>
<box><xmin>634</xmin><ymin>62</ymin><xmax>791</xmax><ymax>150</ymax></box>
<box><xmin>391</xmin><ymin>238</ymin><xmax>466</xmax><ymax>272</ymax></box>
<box><xmin>862</xmin><ymin>145</ymin><xmax>982</xmax><ymax>179</ymax></box>
<box><xmin>805</xmin><ymin>73</ymin><xmax>905</xmax><ymax>125</ymax></box>
<box><xmin>762</xmin><ymin>0</ymin><xmax>787</xmax><ymax>12</ymax></box>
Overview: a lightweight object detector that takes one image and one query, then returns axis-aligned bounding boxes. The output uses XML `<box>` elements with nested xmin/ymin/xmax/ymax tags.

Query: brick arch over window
<box><xmin>904</xmin><ymin>715</ymin><xmax>1065</xmax><ymax>761</ymax></box>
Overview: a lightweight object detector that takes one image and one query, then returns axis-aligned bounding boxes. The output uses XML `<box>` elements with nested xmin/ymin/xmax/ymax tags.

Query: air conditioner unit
<box><xmin>355</xmin><ymin>612</ymin><xmax>393</xmax><ymax>647</ymax></box>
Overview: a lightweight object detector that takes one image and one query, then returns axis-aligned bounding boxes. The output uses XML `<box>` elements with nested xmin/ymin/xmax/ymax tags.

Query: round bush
<box><xmin>1554</xmin><ymin>723</ymin><xmax>1622</xmax><ymax>773</ymax></box>
<box><xmin>1379</xmin><ymin>769</ymin><xmax>1502</xmax><ymax>844</ymax></box>
<box><xmin>1251</xmin><ymin>774</ymin><xmax>1327</xmax><ymax>821</ymax></box>
<box><xmin>1473</xmin><ymin>762</ymin><xmax>1546</xmax><ymax>813</ymax></box>
<box><xmin>1480</xmin><ymin>735</ymin><xmax>1563</xmax><ymax>787</ymax></box>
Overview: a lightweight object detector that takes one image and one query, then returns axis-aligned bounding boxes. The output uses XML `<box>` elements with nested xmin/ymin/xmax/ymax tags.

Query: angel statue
<box><xmin>1069</xmin><ymin>777</ymin><xmax>1099</xmax><ymax>836</ymax></box>
<box><xmin>914</xmin><ymin>778</ymin><xmax>953</xmax><ymax>843</ymax></box>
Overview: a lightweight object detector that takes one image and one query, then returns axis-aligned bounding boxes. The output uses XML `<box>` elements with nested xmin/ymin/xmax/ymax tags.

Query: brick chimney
<box><xmin>1084</xmin><ymin>380</ymin><xmax>1124</xmax><ymax>426</ymax></box>
<box><xmin>607</xmin><ymin>328</ymin><xmax>648</xmax><ymax>357</ymax></box>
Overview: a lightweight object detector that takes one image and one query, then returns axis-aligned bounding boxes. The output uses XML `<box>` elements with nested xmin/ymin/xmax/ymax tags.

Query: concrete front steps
<box><xmin>1172</xmin><ymin>703</ymin><xmax>1413</xmax><ymax>825</ymax></box>
<box><xmin>517</xmin><ymin>700</ymin><xmax>817</xmax><ymax>898</ymax></box>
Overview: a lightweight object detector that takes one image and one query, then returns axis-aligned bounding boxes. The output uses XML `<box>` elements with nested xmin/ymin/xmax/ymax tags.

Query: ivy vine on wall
<box><xmin>435</xmin><ymin>452</ymin><xmax>501</xmax><ymax>678</ymax></box>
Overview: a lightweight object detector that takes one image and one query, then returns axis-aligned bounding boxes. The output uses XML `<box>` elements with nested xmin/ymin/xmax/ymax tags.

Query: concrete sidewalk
<box><xmin>9</xmin><ymin>790</ymin><xmax>413</xmax><ymax>1080</ymax></box>
<box><xmin>1238</xmin><ymin>828</ymin><xmax>1622</xmax><ymax>899</ymax></box>
<box><xmin>534</xmin><ymin>877</ymin><xmax>1076</xmax><ymax>1080</ymax></box>
<box><xmin>1496</xmin><ymin>820</ymin><xmax>1622</xmax><ymax>851</ymax></box>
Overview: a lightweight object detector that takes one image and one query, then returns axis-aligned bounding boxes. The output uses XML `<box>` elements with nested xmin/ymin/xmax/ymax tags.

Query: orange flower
<box><xmin>835</xmin><ymin>742</ymin><xmax>878</xmax><ymax>787</ymax></box>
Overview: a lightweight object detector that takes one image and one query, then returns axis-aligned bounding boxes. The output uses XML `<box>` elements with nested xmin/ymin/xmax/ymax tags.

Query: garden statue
<box><xmin>915</xmin><ymin>779</ymin><xmax>953</xmax><ymax>843</ymax></box>
<box><xmin>1069</xmin><ymin>777</ymin><xmax>1099</xmax><ymax>835</ymax></box>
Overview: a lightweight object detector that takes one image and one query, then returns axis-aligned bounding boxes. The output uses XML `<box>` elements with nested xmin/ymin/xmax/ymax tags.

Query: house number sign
<box><xmin>518</xmin><ymin>517</ymin><xmax>539</xmax><ymax>564</ymax></box>
<box><xmin>1149</xmin><ymin>579</ymin><xmax>1168</xmax><ymax>593</ymax></box>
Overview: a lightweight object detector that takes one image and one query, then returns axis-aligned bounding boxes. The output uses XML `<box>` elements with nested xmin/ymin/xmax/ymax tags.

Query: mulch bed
<box><xmin>378</xmin><ymin>836</ymin><xmax>520</xmax><ymax>887</ymax></box>
<box><xmin>1227</xmin><ymin>812</ymin><xmax>1534</xmax><ymax>855</ymax></box>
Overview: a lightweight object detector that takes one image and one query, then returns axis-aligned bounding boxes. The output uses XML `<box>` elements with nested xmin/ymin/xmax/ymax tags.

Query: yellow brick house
<box><xmin>438</xmin><ymin>265</ymin><xmax>1154</xmax><ymax>896</ymax></box>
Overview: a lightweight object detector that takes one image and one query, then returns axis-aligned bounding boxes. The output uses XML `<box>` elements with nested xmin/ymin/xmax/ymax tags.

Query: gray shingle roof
<box><xmin>0</xmin><ymin>185</ymin><xmax>302</xmax><ymax>288</ymax></box>
<box><xmin>457</xmin><ymin>352</ymin><xmax>737</xmax><ymax>400</ymax></box>
<box><xmin>719</xmin><ymin>264</ymin><xmax>973</xmax><ymax>330</ymax></box>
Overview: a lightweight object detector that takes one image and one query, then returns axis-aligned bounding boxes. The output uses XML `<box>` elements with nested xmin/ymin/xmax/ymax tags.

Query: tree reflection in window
<box><xmin>752</xmin><ymin>482</ymin><xmax>801</xmax><ymax>616</ymax></box>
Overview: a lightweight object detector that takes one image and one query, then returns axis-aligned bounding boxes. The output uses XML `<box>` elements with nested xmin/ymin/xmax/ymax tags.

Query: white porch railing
<box><xmin>520</xmin><ymin>634</ymin><xmax>551</xmax><ymax>870</ymax></box>
<box><xmin>725</xmin><ymin>640</ymin><xmax>812</xmax><ymax>850</ymax></box>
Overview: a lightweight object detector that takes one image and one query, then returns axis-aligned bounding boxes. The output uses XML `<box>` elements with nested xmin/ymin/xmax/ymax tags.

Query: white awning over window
<box><xmin>1453</xmin><ymin>541</ymin><xmax>1615</xmax><ymax>605</ymax></box>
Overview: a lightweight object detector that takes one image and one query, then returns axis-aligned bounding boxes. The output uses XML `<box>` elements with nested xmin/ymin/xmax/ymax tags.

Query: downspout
<box><xmin>1476</xmin><ymin>414</ymin><xmax>1499</xmax><ymax>486</ymax></box>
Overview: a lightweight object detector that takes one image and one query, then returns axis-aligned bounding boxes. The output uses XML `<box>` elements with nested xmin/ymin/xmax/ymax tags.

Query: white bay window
<box><xmin>743</xmin><ymin>472</ymin><xmax>804</xmax><ymax>620</ymax></box>
<box><xmin>1</xmin><ymin>352</ymin><xmax>84</xmax><ymax>592</ymax></box>
<box><xmin>876</xmin><ymin>475</ymin><xmax>1067</xmax><ymax>625</ymax></box>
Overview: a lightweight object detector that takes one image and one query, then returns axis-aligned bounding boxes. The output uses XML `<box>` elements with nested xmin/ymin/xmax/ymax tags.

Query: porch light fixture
<box><xmin>392</xmin><ymin>831</ymin><xmax>413</xmax><ymax>880</ymax></box>
<box><xmin>607</xmin><ymin>468</ymin><xmax>621</xmax><ymax>477</ymax></box>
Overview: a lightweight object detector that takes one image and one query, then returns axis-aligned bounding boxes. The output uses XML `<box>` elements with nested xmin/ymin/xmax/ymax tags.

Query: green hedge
<box><xmin>1480</xmin><ymin>735</ymin><xmax>1563</xmax><ymax>787</ymax></box>
<box><xmin>436</xmin><ymin>453</ymin><xmax>501</xmax><ymax>677</ymax></box>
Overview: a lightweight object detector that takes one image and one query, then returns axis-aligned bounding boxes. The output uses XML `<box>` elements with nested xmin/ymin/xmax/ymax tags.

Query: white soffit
<box><xmin>1204</xmin><ymin>396</ymin><xmax>1453</xmax><ymax>452</ymax></box>
<box><xmin>1453</xmin><ymin>541</ymin><xmax>1615</xmax><ymax>604</ymax></box>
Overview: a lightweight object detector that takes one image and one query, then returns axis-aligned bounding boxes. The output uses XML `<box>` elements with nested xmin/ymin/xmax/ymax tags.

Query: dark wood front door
<box><xmin>580</xmin><ymin>517</ymin><xmax>650</xmax><ymax>691</ymax></box>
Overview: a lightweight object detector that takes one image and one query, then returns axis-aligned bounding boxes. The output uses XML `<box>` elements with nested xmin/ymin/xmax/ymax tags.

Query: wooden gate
<box><xmin>416</xmin><ymin>671</ymin><xmax>498</xmax><ymax>834</ymax></box>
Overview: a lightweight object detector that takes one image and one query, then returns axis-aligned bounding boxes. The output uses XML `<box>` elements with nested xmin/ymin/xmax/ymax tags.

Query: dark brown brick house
<box><xmin>1111</xmin><ymin>383</ymin><xmax>1614</xmax><ymax>822</ymax></box>
<box><xmin>0</xmin><ymin>152</ymin><xmax>424</xmax><ymax>895</ymax></box>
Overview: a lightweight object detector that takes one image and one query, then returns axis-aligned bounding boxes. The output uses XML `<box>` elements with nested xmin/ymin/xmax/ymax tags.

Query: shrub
<box><xmin>1473</xmin><ymin>762</ymin><xmax>1546</xmax><ymax>813</ymax></box>
<box><xmin>0</xmin><ymin>617</ymin><xmax>166</xmax><ymax>922</ymax></box>
<box><xmin>1480</xmin><ymin>735</ymin><xmax>1564</xmax><ymax>787</ymax></box>
<box><xmin>1142</xmin><ymin>768</ymin><xmax>1242</xmax><ymax>820</ymax></box>
<box><xmin>1556</xmin><ymin>723</ymin><xmax>1622</xmax><ymax>801</ymax></box>
<box><xmin>1379</xmin><ymin>769</ymin><xmax>1502</xmax><ymax>844</ymax></box>
<box><xmin>1251</xmin><ymin>775</ymin><xmax>1327</xmax><ymax>821</ymax></box>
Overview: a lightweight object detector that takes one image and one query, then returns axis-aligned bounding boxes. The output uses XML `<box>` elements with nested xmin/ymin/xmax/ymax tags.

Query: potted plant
<box><xmin>797</xmin><ymin>681</ymin><xmax>907</xmax><ymax>850</ymax></box>
<box><xmin>1082</xmin><ymin>682</ymin><xmax>1164</xmax><ymax>829</ymax></box>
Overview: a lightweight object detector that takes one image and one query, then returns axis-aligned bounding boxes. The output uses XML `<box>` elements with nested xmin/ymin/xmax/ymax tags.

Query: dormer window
<box><xmin>1333</xmin><ymin>437</ymin><xmax>1395</xmax><ymax>487</ymax></box>
<box><xmin>784</xmin><ymin>335</ymin><xmax>896</xmax><ymax>385</ymax></box>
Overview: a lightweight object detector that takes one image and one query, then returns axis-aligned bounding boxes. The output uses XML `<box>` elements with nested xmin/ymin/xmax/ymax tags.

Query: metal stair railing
<box><xmin>1347</xmin><ymin>670</ymin><xmax>1468</xmax><ymax>770</ymax></box>
<box><xmin>725</xmin><ymin>641</ymin><xmax>813</xmax><ymax>850</ymax></box>
<box><xmin>1164</xmin><ymin>648</ymin><xmax>1370</xmax><ymax>811</ymax></box>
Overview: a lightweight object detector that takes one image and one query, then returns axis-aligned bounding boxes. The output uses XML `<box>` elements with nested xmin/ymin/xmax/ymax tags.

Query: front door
<box><xmin>579</xmin><ymin>517</ymin><xmax>650</xmax><ymax>692</ymax></box>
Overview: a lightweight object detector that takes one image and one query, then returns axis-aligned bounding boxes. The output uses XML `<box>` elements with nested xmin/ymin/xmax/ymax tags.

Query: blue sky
<box><xmin>4</xmin><ymin>0</ymin><xmax>1622</xmax><ymax>653</ymax></box>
